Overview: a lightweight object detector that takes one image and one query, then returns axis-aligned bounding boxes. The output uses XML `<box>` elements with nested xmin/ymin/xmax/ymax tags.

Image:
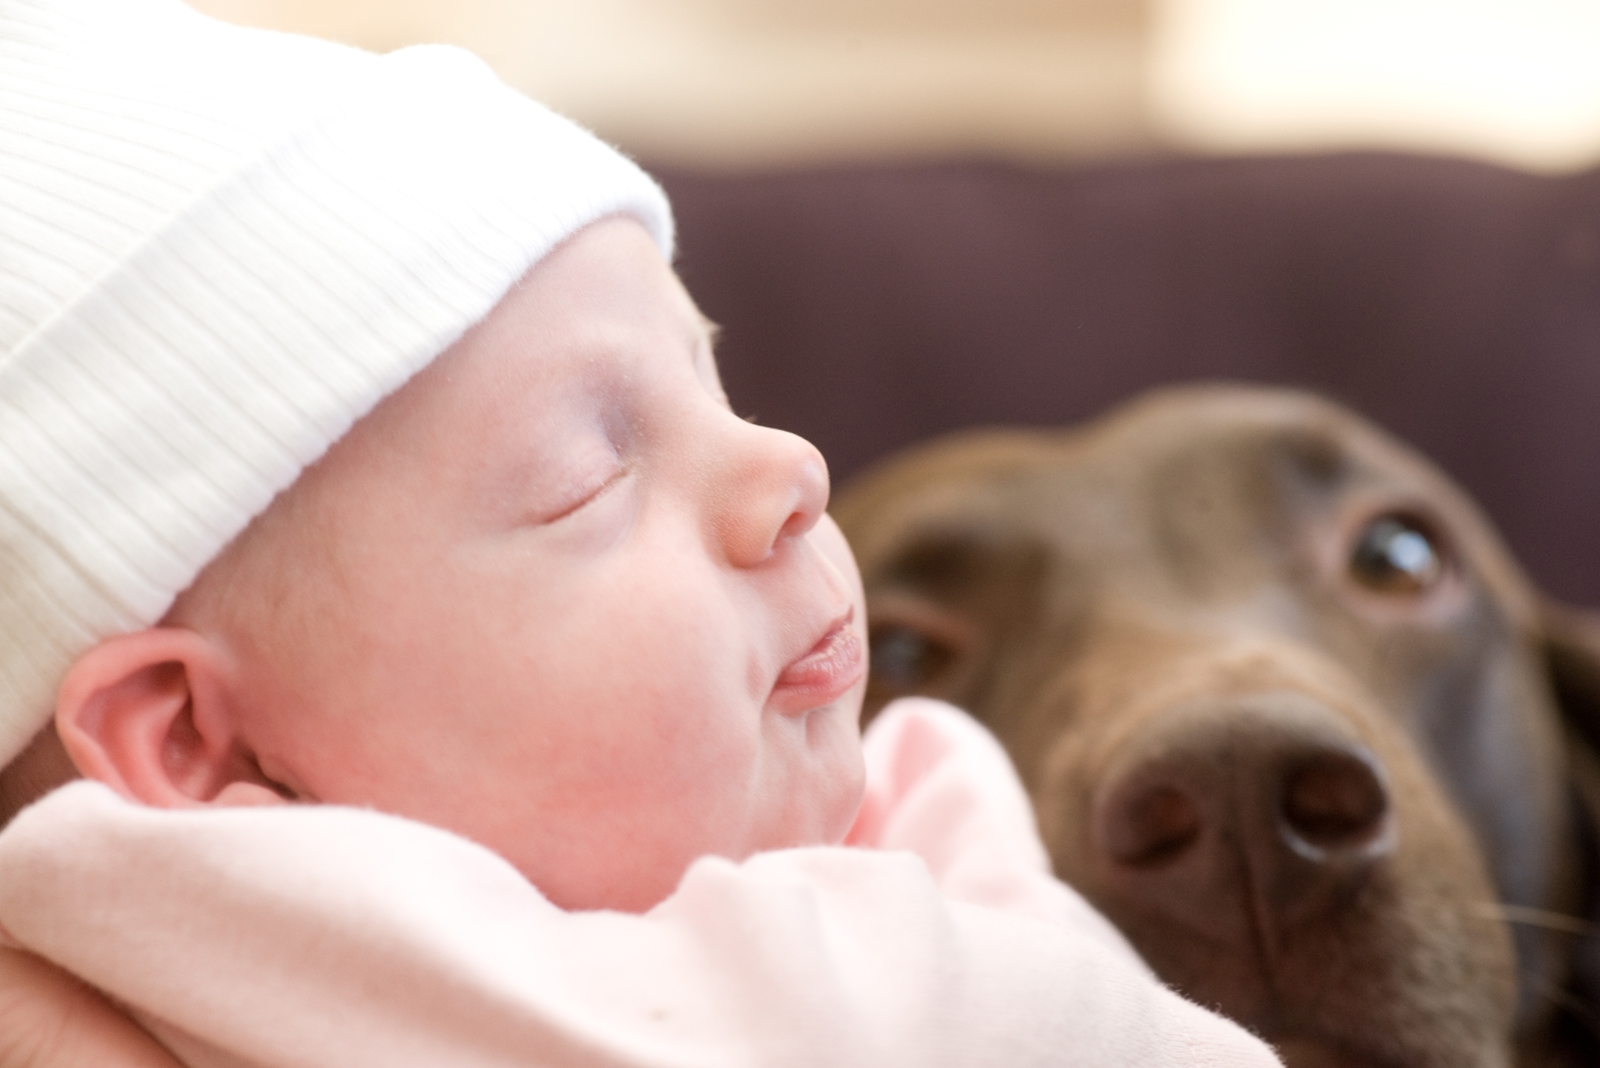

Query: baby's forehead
<box><xmin>315</xmin><ymin>218</ymin><xmax>715</xmax><ymax>483</ymax></box>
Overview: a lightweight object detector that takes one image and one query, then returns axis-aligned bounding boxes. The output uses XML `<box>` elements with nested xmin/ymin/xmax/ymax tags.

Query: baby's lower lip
<box><xmin>771</xmin><ymin>621</ymin><xmax>865</xmax><ymax>713</ymax></box>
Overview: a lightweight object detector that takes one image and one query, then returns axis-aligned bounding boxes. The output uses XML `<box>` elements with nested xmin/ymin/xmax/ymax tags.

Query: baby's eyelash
<box><xmin>543</xmin><ymin>466</ymin><xmax>626</xmax><ymax>524</ymax></box>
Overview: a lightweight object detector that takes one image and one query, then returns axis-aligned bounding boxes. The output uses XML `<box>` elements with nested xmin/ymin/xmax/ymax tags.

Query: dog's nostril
<box><xmin>1279</xmin><ymin>750</ymin><xmax>1389</xmax><ymax>855</ymax></box>
<box><xmin>1105</xmin><ymin>784</ymin><xmax>1203</xmax><ymax>867</ymax></box>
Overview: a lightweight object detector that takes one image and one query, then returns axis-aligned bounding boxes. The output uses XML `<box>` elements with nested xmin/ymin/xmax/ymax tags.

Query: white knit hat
<box><xmin>0</xmin><ymin>0</ymin><xmax>674</xmax><ymax>767</ymax></box>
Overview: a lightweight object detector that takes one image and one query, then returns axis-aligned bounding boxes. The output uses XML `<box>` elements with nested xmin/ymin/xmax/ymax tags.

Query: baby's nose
<box><xmin>713</xmin><ymin>422</ymin><xmax>830</xmax><ymax>568</ymax></box>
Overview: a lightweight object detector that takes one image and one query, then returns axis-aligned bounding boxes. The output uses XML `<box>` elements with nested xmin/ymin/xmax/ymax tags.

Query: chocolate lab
<box><xmin>833</xmin><ymin>384</ymin><xmax>1600</xmax><ymax>1068</ymax></box>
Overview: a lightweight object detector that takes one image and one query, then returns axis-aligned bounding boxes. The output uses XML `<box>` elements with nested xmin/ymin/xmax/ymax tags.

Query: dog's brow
<box><xmin>883</xmin><ymin>530</ymin><xmax>1047</xmax><ymax>593</ymax></box>
<box><xmin>885</xmin><ymin>535</ymin><xmax>982</xmax><ymax>583</ymax></box>
<box><xmin>1274</xmin><ymin>427</ymin><xmax>1350</xmax><ymax>487</ymax></box>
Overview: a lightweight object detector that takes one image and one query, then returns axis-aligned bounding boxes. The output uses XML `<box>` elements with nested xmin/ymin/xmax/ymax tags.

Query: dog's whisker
<box><xmin>1470</xmin><ymin>902</ymin><xmax>1598</xmax><ymax>937</ymax></box>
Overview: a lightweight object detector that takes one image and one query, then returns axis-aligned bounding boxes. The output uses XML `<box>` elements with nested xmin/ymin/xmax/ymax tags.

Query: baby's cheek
<box><xmin>814</xmin><ymin>514</ymin><xmax>865</xmax><ymax>610</ymax></box>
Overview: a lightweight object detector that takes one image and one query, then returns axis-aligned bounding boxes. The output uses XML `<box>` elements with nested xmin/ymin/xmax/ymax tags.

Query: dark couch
<box><xmin>655</xmin><ymin>152</ymin><xmax>1600</xmax><ymax>605</ymax></box>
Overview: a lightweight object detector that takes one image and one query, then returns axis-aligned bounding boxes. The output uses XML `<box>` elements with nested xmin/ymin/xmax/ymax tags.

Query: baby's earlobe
<box><xmin>212</xmin><ymin>781</ymin><xmax>293</xmax><ymax>808</ymax></box>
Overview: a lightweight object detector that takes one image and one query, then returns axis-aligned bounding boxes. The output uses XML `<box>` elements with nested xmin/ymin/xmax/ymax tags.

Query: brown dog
<box><xmin>833</xmin><ymin>384</ymin><xmax>1600</xmax><ymax>1068</ymax></box>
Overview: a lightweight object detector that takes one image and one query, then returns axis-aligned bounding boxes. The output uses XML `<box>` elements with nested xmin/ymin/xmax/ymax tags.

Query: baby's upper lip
<box><xmin>770</xmin><ymin>607</ymin><xmax>864</xmax><ymax>714</ymax></box>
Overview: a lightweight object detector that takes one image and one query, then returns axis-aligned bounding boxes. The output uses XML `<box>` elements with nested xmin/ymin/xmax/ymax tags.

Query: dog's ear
<box><xmin>1542</xmin><ymin>600</ymin><xmax>1600</xmax><ymax>756</ymax></box>
<box><xmin>1540</xmin><ymin>600</ymin><xmax>1600</xmax><ymax>876</ymax></box>
<box><xmin>1538</xmin><ymin>598</ymin><xmax>1600</xmax><ymax>1047</ymax></box>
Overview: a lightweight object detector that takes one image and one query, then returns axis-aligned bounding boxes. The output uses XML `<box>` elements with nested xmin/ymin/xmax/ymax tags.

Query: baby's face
<box><xmin>180</xmin><ymin>216</ymin><xmax>867</xmax><ymax>912</ymax></box>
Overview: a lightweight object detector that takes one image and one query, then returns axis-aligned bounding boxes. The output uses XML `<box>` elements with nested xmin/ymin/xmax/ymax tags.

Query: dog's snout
<box><xmin>1090</xmin><ymin>692</ymin><xmax>1397</xmax><ymax>947</ymax></box>
<box><xmin>1099</xmin><ymin>748</ymin><xmax>1392</xmax><ymax>872</ymax></box>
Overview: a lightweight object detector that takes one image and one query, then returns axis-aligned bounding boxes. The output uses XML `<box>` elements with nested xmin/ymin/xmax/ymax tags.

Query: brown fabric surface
<box><xmin>655</xmin><ymin>153</ymin><xmax>1600</xmax><ymax>604</ymax></box>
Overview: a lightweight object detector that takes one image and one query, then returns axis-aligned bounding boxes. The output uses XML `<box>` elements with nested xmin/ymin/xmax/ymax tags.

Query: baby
<box><xmin>0</xmin><ymin>1</ymin><xmax>1282</xmax><ymax>1065</ymax></box>
<box><xmin>50</xmin><ymin>210</ymin><xmax>869</xmax><ymax>916</ymax></box>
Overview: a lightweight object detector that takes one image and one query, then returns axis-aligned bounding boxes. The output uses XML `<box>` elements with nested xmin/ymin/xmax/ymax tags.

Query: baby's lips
<box><xmin>770</xmin><ymin>618</ymin><xmax>865</xmax><ymax>715</ymax></box>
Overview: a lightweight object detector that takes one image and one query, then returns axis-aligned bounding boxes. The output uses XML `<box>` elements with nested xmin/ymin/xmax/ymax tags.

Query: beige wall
<box><xmin>191</xmin><ymin>0</ymin><xmax>1154</xmax><ymax>166</ymax></box>
<box><xmin>1151</xmin><ymin>0</ymin><xmax>1600</xmax><ymax>173</ymax></box>
<box><xmin>192</xmin><ymin>0</ymin><xmax>1600</xmax><ymax>172</ymax></box>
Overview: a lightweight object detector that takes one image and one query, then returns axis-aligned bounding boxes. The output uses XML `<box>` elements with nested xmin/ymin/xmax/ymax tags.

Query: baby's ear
<box><xmin>55</xmin><ymin>629</ymin><xmax>287</xmax><ymax>808</ymax></box>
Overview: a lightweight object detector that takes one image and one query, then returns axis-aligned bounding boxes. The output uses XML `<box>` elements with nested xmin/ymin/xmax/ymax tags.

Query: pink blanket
<box><xmin>0</xmin><ymin>698</ymin><xmax>1280</xmax><ymax>1067</ymax></box>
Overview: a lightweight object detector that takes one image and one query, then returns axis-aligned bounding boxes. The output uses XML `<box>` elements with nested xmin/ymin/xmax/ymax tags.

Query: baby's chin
<box><xmin>780</xmin><ymin>713</ymin><xmax>869</xmax><ymax>850</ymax></box>
<box><xmin>821</xmin><ymin>722</ymin><xmax>868</xmax><ymax>845</ymax></box>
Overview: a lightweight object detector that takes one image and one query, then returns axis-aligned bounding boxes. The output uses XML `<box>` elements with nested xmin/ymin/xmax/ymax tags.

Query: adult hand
<box><xmin>0</xmin><ymin>945</ymin><xmax>178</xmax><ymax>1068</ymax></box>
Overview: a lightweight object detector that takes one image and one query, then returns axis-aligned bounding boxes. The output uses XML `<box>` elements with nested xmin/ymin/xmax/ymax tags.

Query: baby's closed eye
<box><xmin>478</xmin><ymin>422</ymin><xmax>627</xmax><ymax>530</ymax></box>
<box><xmin>541</xmin><ymin>464</ymin><xmax>628</xmax><ymax>525</ymax></box>
<box><xmin>527</xmin><ymin>437</ymin><xmax>624</xmax><ymax>518</ymax></box>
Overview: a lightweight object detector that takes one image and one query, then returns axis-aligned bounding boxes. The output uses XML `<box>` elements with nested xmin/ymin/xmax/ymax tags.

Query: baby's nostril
<box><xmin>1279</xmin><ymin>750</ymin><xmax>1388</xmax><ymax>854</ymax></box>
<box><xmin>1106</xmin><ymin>784</ymin><xmax>1203</xmax><ymax>867</ymax></box>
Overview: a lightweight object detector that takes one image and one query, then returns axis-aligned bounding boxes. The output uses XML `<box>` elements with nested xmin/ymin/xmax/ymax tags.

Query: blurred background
<box><xmin>193</xmin><ymin>0</ymin><xmax>1600</xmax><ymax>604</ymax></box>
<box><xmin>192</xmin><ymin>0</ymin><xmax>1600</xmax><ymax>170</ymax></box>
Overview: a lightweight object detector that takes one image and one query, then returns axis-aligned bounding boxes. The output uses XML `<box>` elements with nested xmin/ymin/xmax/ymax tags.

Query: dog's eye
<box><xmin>1350</xmin><ymin>514</ymin><xmax>1444</xmax><ymax>594</ymax></box>
<box><xmin>868</xmin><ymin>625</ymin><xmax>954</xmax><ymax>696</ymax></box>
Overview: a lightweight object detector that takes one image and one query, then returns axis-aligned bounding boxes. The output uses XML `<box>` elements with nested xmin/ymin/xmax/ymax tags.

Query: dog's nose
<box><xmin>1091</xmin><ymin>692</ymin><xmax>1396</xmax><ymax>943</ymax></box>
<box><xmin>1278</xmin><ymin>747</ymin><xmax>1389</xmax><ymax>859</ymax></box>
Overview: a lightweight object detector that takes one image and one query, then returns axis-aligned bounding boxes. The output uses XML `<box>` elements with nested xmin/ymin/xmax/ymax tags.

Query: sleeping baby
<box><xmin>0</xmin><ymin>1</ymin><xmax>1282</xmax><ymax>1065</ymax></box>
